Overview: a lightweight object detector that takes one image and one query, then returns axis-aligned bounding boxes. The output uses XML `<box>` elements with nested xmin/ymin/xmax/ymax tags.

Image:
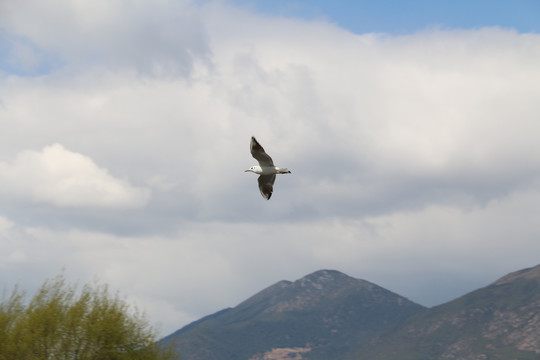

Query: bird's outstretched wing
<box><xmin>250</xmin><ymin>136</ymin><xmax>274</xmax><ymax>167</ymax></box>
<box><xmin>257</xmin><ymin>174</ymin><xmax>276</xmax><ymax>200</ymax></box>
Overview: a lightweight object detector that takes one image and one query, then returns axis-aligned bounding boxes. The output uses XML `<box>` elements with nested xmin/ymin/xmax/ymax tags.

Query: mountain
<box><xmin>162</xmin><ymin>269</ymin><xmax>426</xmax><ymax>360</ymax></box>
<box><xmin>162</xmin><ymin>265</ymin><xmax>540</xmax><ymax>360</ymax></box>
<box><xmin>349</xmin><ymin>264</ymin><xmax>540</xmax><ymax>360</ymax></box>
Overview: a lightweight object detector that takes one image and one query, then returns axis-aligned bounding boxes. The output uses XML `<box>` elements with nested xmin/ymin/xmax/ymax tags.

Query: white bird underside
<box><xmin>245</xmin><ymin>136</ymin><xmax>291</xmax><ymax>200</ymax></box>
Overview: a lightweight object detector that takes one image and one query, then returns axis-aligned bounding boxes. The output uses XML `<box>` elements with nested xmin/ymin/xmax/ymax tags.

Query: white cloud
<box><xmin>0</xmin><ymin>144</ymin><xmax>151</xmax><ymax>208</ymax></box>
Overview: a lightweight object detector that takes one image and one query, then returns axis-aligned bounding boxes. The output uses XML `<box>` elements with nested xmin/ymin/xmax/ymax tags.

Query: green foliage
<box><xmin>0</xmin><ymin>275</ymin><xmax>177</xmax><ymax>360</ymax></box>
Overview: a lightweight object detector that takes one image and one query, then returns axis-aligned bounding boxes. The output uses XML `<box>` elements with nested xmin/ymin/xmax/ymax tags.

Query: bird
<box><xmin>245</xmin><ymin>136</ymin><xmax>291</xmax><ymax>200</ymax></box>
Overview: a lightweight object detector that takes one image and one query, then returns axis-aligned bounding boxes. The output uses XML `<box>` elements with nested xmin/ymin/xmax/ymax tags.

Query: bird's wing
<box><xmin>250</xmin><ymin>136</ymin><xmax>274</xmax><ymax>167</ymax></box>
<box><xmin>257</xmin><ymin>174</ymin><xmax>276</xmax><ymax>200</ymax></box>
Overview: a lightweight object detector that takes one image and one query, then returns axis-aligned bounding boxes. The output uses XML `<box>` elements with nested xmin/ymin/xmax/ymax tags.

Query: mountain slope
<box><xmin>162</xmin><ymin>270</ymin><xmax>426</xmax><ymax>360</ymax></box>
<box><xmin>350</xmin><ymin>264</ymin><xmax>540</xmax><ymax>360</ymax></box>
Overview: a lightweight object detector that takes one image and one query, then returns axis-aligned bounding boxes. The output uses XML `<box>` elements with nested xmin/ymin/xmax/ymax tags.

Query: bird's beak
<box><xmin>244</xmin><ymin>169</ymin><xmax>252</xmax><ymax>172</ymax></box>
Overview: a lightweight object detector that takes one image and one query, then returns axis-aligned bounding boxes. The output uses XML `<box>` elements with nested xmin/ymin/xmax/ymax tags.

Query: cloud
<box><xmin>2</xmin><ymin>183</ymin><xmax>539</xmax><ymax>334</ymax></box>
<box><xmin>0</xmin><ymin>144</ymin><xmax>151</xmax><ymax>208</ymax></box>
<box><xmin>1</xmin><ymin>0</ymin><xmax>540</xmax><ymax>337</ymax></box>
<box><xmin>0</xmin><ymin>216</ymin><xmax>14</xmax><ymax>236</ymax></box>
<box><xmin>0</xmin><ymin>0</ymin><xmax>210</xmax><ymax>75</ymax></box>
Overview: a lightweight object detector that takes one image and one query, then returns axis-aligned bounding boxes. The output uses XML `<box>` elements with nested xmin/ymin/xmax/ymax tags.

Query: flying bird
<box><xmin>245</xmin><ymin>136</ymin><xmax>291</xmax><ymax>200</ymax></box>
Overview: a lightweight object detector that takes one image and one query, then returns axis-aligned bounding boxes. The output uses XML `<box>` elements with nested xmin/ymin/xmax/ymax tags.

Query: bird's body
<box><xmin>246</xmin><ymin>165</ymin><xmax>290</xmax><ymax>175</ymax></box>
<box><xmin>245</xmin><ymin>136</ymin><xmax>291</xmax><ymax>200</ymax></box>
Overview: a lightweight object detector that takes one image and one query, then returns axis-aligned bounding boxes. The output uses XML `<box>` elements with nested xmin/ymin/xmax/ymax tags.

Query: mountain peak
<box><xmin>297</xmin><ymin>269</ymin><xmax>357</xmax><ymax>288</ymax></box>
<box><xmin>164</xmin><ymin>269</ymin><xmax>425</xmax><ymax>360</ymax></box>
<box><xmin>238</xmin><ymin>269</ymin><xmax>386</xmax><ymax>316</ymax></box>
<box><xmin>302</xmin><ymin>269</ymin><xmax>350</xmax><ymax>280</ymax></box>
<box><xmin>237</xmin><ymin>270</ymin><xmax>368</xmax><ymax>311</ymax></box>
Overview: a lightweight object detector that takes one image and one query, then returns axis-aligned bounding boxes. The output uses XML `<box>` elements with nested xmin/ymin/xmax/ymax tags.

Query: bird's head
<box><xmin>244</xmin><ymin>166</ymin><xmax>261</xmax><ymax>174</ymax></box>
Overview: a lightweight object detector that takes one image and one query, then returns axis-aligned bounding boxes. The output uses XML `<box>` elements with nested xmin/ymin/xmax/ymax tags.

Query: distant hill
<box><xmin>351</xmin><ymin>264</ymin><xmax>540</xmax><ymax>360</ymax></box>
<box><xmin>162</xmin><ymin>265</ymin><xmax>540</xmax><ymax>360</ymax></box>
<box><xmin>162</xmin><ymin>269</ymin><xmax>426</xmax><ymax>360</ymax></box>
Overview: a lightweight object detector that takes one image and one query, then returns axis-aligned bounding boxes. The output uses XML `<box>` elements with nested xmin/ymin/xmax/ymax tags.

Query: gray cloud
<box><xmin>0</xmin><ymin>0</ymin><xmax>210</xmax><ymax>76</ymax></box>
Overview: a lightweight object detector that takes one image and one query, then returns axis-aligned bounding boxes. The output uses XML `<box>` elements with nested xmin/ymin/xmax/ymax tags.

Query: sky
<box><xmin>1</xmin><ymin>0</ymin><xmax>540</xmax><ymax>336</ymax></box>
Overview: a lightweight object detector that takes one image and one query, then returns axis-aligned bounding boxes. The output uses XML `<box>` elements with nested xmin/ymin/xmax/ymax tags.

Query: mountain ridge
<box><xmin>350</xmin><ymin>263</ymin><xmax>540</xmax><ymax>359</ymax></box>
<box><xmin>163</xmin><ymin>269</ymin><xmax>426</xmax><ymax>360</ymax></box>
<box><xmin>162</xmin><ymin>265</ymin><xmax>540</xmax><ymax>360</ymax></box>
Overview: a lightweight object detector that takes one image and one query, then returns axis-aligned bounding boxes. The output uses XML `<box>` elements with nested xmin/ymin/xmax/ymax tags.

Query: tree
<box><xmin>0</xmin><ymin>275</ymin><xmax>177</xmax><ymax>359</ymax></box>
